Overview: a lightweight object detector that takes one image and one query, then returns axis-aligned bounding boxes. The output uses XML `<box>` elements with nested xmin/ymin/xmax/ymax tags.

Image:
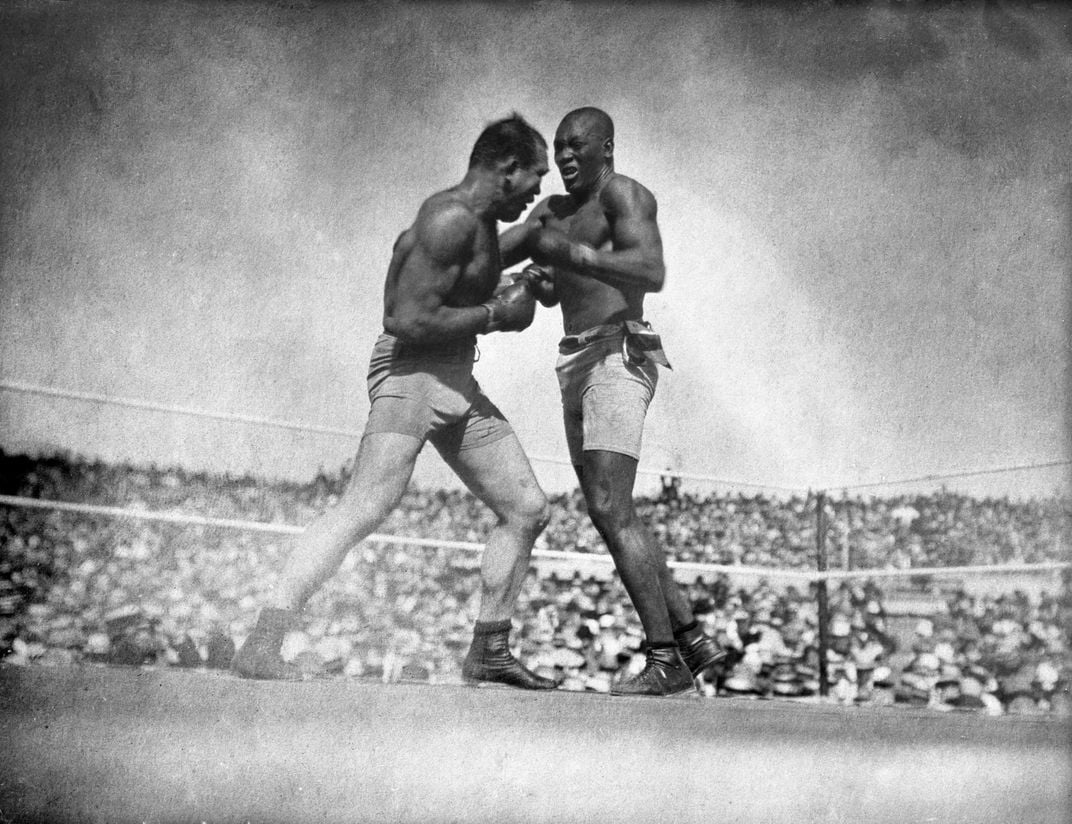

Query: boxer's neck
<box><xmin>572</xmin><ymin>165</ymin><xmax>614</xmax><ymax>204</ymax></box>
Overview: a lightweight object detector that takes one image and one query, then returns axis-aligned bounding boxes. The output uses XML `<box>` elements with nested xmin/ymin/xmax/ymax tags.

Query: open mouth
<box><xmin>560</xmin><ymin>166</ymin><xmax>579</xmax><ymax>184</ymax></box>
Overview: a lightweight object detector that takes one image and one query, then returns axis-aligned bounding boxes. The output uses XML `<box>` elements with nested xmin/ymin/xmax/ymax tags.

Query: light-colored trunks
<box><xmin>555</xmin><ymin>322</ymin><xmax>666</xmax><ymax>465</ymax></box>
<box><xmin>364</xmin><ymin>332</ymin><xmax>512</xmax><ymax>456</ymax></box>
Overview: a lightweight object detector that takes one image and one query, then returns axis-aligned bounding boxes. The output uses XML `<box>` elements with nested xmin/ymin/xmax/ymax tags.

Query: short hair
<box><xmin>561</xmin><ymin>107</ymin><xmax>614</xmax><ymax>140</ymax></box>
<box><xmin>469</xmin><ymin>113</ymin><xmax>547</xmax><ymax>170</ymax></box>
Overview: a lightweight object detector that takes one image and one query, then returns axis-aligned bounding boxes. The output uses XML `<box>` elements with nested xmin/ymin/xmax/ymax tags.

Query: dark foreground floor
<box><xmin>1</xmin><ymin>664</ymin><xmax>1069</xmax><ymax>824</ymax></box>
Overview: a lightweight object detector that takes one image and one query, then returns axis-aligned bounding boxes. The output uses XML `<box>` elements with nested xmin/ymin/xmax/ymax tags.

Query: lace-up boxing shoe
<box><xmin>462</xmin><ymin>619</ymin><xmax>559</xmax><ymax>690</ymax></box>
<box><xmin>674</xmin><ymin>622</ymin><xmax>728</xmax><ymax>676</ymax></box>
<box><xmin>232</xmin><ymin>607</ymin><xmax>304</xmax><ymax>681</ymax></box>
<box><xmin>610</xmin><ymin>645</ymin><xmax>694</xmax><ymax>696</ymax></box>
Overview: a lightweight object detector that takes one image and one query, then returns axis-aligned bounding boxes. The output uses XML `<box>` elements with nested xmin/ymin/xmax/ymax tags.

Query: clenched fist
<box><xmin>482</xmin><ymin>280</ymin><xmax>536</xmax><ymax>333</ymax></box>
<box><xmin>528</xmin><ymin>226</ymin><xmax>597</xmax><ymax>270</ymax></box>
<box><xmin>516</xmin><ymin>264</ymin><xmax>557</xmax><ymax>307</ymax></box>
<box><xmin>529</xmin><ymin>226</ymin><xmax>573</xmax><ymax>266</ymax></box>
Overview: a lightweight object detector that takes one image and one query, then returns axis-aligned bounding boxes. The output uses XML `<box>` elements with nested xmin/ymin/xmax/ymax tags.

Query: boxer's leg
<box><xmin>271</xmin><ymin>432</ymin><xmax>422</xmax><ymax>609</ymax></box>
<box><xmin>577</xmin><ymin>452</ymin><xmax>725</xmax><ymax>681</ymax></box>
<box><xmin>576</xmin><ymin>450</ymin><xmax>675</xmax><ymax>643</ymax></box>
<box><xmin>438</xmin><ymin>429</ymin><xmax>557</xmax><ymax>689</ymax></box>
<box><xmin>233</xmin><ymin>432</ymin><xmax>421</xmax><ymax>680</ymax></box>
<box><xmin>441</xmin><ymin>431</ymin><xmax>548</xmax><ymax>621</ymax></box>
<box><xmin>572</xmin><ymin>345</ymin><xmax>723</xmax><ymax>687</ymax></box>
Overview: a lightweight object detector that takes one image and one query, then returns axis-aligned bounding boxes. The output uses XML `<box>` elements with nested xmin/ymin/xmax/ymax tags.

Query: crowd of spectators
<box><xmin>1</xmin><ymin>450</ymin><xmax>1069</xmax><ymax>716</ymax></box>
<box><xmin>640</xmin><ymin>473</ymin><xmax>1070</xmax><ymax>570</ymax></box>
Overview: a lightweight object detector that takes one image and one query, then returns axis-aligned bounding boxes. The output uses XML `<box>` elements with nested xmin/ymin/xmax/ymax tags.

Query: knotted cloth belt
<box><xmin>382</xmin><ymin>333</ymin><xmax>479</xmax><ymax>361</ymax></box>
<box><xmin>558</xmin><ymin>320</ymin><xmax>671</xmax><ymax>369</ymax></box>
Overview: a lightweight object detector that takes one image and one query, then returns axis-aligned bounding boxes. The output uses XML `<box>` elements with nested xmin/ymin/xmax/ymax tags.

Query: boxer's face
<box><xmin>554</xmin><ymin>115</ymin><xmax>611</xmax><ymax>194</ymax></box>
<box><xmin>498</xmin><ymin>146</ymin><xmax>549</xmax><ymax>221</ymax></box>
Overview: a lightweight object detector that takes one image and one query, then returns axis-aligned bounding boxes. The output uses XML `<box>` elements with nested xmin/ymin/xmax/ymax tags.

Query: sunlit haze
<box><xmin>1</xmin><ymin>2</ymin><xmax>1068</xmax><ymax>499</ymax></box>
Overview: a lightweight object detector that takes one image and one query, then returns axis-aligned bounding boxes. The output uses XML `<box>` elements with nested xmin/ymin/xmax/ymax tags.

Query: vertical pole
<box><xmin>840</xmin><ymin>498</ymin><xmax>850</xmax><ymax>571</ymax></box>
<box><xmin>815</xmin><ymin>490</ymin><xmax>830</xmax><ymax>698</ymax></box>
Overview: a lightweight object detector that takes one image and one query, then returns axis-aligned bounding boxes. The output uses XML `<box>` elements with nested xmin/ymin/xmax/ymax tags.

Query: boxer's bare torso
<box><xmin>384</xmin><ymin>191</ymin><xmax>502</xmax><ymax>323</ymax></box>
<box><xmin>528</xmin><ymin>174</ymin><xmax>655</xmax><ymax>334</ymax></box>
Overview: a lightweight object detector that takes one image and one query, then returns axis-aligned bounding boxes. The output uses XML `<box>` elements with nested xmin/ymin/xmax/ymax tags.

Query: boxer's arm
<box><xmin>515</xmin><ymin>264</ymin><xmax>558</xmax><ymax>307</ymax></box>
<box><xmin>498</xmin><ymin>199</ymin><xmax>558</xmax><ymax>305</ymax></box>
<box><xmin>383</xmin><ymin>205</ymin><xmax>496</xmax><ymax>344</ymax></box>
<box><xmin>498</xmin><ymin>199</ymin><xmax>553</xmax><ymax>268</ymax></box>
<box><xmin>534</xmin><ymin>177</ymin><xmax>665</xmax><ymax>293</ymax></box>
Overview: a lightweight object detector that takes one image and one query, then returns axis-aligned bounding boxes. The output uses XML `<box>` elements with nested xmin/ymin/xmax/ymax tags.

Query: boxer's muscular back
<box><xmin>383</xmin><ymin>191</ymin><xmax>501</xmax><ymax>324</ymax></box>
<box><xmin>541</xmin><ymin>173</ymin><xmax>652</xmax><ymax>334</ymax></box>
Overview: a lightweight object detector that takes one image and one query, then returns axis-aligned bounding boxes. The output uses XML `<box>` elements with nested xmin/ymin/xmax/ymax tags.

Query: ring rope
<box><xmin>816</xmin><ymin>561</ymin><xmax>1070</xmax><ymax>580</ymax></box>
<box><xmin>0</xmin><ymin>379</ymin><xmax>799</xmax><ymax>491</ymax></box>
<box><xmin>2</xmin><ymin>494</ymin><xmax>1065</xmax><ymax>582</ymax></box>
<box><xmin>0</xmin><ymin>378</ymin><xmax>363</xmax><ymax>440</ymax></box>
<box><xmin>4</xmin><ymin>378</ymin><xmax>1066</xmax><ymax>493</ymax></box>
<box><xmin>828</xmin><ymin>460</ymin><xmax>1072</xmax><ymax>492</ymax></box>
<box><xmin>523</xmin><ymin>452</ymin><xmax>802</xmax><ymax>491</ymax></box>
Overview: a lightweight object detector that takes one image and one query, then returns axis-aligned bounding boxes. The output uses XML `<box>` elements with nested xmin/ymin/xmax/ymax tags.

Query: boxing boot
<box><xmin>232</xmin><ymin>607</ymin><xmax>304</xmax><ymax>680</ymax></box>
<box><xmin>462</xmin><ymin>619</ymin><xmax>559</xmax><ymax>690</ymax></box>
<box><xmin>674</xmin><ymin>620</ymin><xmax>728</xmax><ymax>676</ymax></box>
<box><xmin>610</xmin><ymin>644</ymin><xmax>694</xmax><ymax>696</ymax></box>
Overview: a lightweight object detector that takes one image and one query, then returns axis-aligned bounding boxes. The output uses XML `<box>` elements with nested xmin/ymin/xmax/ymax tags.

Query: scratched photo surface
<box><xmin>2</xmin><ymin>0</ymin><xmax>1067</xmax><ymax>496</ymax></box>
<box><xmin>1</xmin><ymin>3</ymin><xmax>1070</xmax><ymax>823</ymax></box>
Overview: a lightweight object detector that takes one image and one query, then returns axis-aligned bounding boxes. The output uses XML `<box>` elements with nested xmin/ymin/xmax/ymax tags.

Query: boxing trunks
<box><xmin>364</xmin><ymin>332</ymin><xmax>512</xmax><ymax>455</ymax></box>
<box><xmin>555</xmin><ymin>321</ymin><xmax>670</xmax><ymax>465</ymax></box>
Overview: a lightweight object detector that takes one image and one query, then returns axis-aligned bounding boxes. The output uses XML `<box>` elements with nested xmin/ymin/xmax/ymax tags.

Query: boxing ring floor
<box><xmin>1</xmin><ymin>665</ymin><xmax>1068</xmax><ymax>824</ymax></box>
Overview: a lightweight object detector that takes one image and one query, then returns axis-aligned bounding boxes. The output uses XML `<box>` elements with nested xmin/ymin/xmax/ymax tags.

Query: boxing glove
<box><xmin>516</xmin><ymin>264</ymin><xmax>557</xmax><ymax>307</ymax></box>
<box><xmin>482</xmin><ymin>280</ymin><xmax>535</xmax><ymax>333</ymax></box>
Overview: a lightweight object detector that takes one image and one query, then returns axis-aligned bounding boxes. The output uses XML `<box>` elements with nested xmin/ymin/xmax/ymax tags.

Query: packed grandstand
<box><xmin>1</xmin><ymin>450</ymin><xmax>1069</xmax><ymax>716</ymax></box>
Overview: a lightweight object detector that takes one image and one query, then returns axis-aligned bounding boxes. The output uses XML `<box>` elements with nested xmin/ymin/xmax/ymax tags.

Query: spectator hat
<box><xmin>794</xmin><ymin>664</ymin><xmax>820</xmax><ymax>694</ymax></box>
<box><xmin>871</xmin><ymin>665</ymin><xmax>894</xmax><ymax>687</ymax></box>
<box><xmin>723</xmin><ymin>668</ymin><xmax>761</xmax><ymax>695</ymax></box>
<box><xmin>896</xmin><ymin>672</ymin><xmax>932</xmax><ymax>704</ymax></box>
<box><xmin>544</xmin><ymin>647</ymin><xmax>585</xmax><ymax>669</ymax></box>
<box><xmin>1006</xmin><ymin>694</ymin><xmax>1041</xmax><ymax>715</ymax></box>
<box><xmin>772</xmin><ymin>677</ymin><xmax>803</xmax><ymax>697</ymax></box>
<box><xmin>1034</xmin><ymin>661</ymin><xmax>1060</xmax><ymax>692</ymax></box>
<box><xmin>104</xmin><ymin>605</ymin><xmax>143</xmax><ymax>637</ymax></box>
<box><xmin>1001</xmin><ymin>666</ymin><xmax>1036</xmax><ymax>697</ymax></box>
<box><xmin>940</xmin><ymin>663</ymin><xmax>962</xmax><ymax>680</ymax></box>
<box><xmin>85</xmin><ymin>631</ymin><xmax>111</xmax><ymax>657</ymax></box>
<box><xmin>934</xmin><ymin>641</ymin><xmax>956</xmax><ymax>663</ymax></box>
<box><xmin>770</xmin><ymin>663</ymin><xmax>798</xmax><ymax>691</ymax></box>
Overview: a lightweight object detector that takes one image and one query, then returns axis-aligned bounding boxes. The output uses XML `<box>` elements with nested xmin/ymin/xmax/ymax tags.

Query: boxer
<box><xmin>235</xmin><ymin>114</ymin><xmax>557</xmax><ymax>690</ymax></box>
<box><xmin>500</xmin><ymin>107</ymin><xmax>726</xmax><ymax>696</ymax></box>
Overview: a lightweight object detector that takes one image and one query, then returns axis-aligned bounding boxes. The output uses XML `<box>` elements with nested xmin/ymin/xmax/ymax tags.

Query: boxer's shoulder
<box><xmin>414</xmin><ymin>195</ymin><xmax>480</xmax><ymax>260</ymax></box>
<box><xmin>418</xmin><ymin>191</ymin><xmax>479</xmax><ymax>227</ymax></box>
<box><xmin>542</xmin><ymin>193</ymin><xmax>576</xmax><ymax>220</ymax></box>
<box><xmin>599</xmin><ymin>173</ymin><xmax>657</xmax><ymax>214</ymax></box>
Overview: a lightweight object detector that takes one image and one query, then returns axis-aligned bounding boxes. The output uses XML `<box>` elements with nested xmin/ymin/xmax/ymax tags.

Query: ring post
<box><xmin>815</xmin><ymin>490</ymin><xmax>830</xmax><ymax>698</ymax></box>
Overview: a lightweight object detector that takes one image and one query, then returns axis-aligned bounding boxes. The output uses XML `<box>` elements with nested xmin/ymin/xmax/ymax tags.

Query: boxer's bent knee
<box><xmin>586</xmin><ymin>497</ymin><xmax>637</xmax><ymax>537</ymax></box>
<box><xmin>583</xmin><ymin>469</ymin><xmax>639</xmax><ymax>535</ymax></box>
<box><xmin>503</xmin><ymin>487</ymin><xmax>550</xmax><ymax>535</ymax></box>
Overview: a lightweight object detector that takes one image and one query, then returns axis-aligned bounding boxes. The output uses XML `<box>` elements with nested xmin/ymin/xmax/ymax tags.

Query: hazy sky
<box><xmin>1</xmin><ymin>1</ymin><xmax>1069</xmax><ymax>498</ymax></box>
